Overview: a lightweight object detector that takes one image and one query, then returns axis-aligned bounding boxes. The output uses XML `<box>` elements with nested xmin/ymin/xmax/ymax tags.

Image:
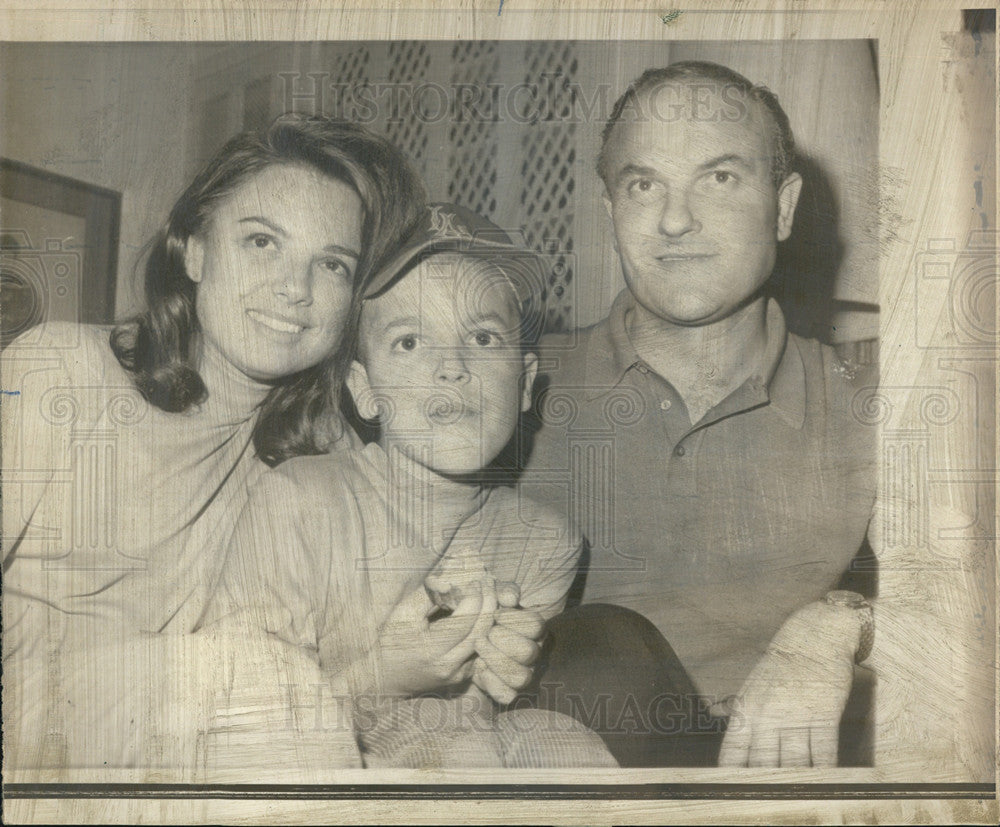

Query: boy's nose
<box><xmin>435</xmin><ymin>356</ymin><xmax>471</xmax><ymax>384</ymax></box>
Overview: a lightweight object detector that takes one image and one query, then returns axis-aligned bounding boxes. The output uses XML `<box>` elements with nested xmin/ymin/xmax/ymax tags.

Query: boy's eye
<box><xmin>321</xmin><ymin>258</ymin><xmax>351</xmax><ymax>279</ymax></box>
<box><xmin>473</xmin><ymin>331</ymin><xmax>494</xmax><ymax>347</ymax></box>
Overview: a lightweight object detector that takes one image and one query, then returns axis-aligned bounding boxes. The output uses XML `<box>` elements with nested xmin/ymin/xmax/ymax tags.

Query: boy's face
<box><xmin>348</xmin><ymin>253</ymin><xmax>538</xmax><ymax>476</ymax></box>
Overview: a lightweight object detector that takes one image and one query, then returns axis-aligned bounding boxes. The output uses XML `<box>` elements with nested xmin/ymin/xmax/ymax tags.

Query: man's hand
<box><xmin>375</xmin><ymin>579</ymin><xmax>499</xmax><ymax>697</ymax></box>
<box><xmin>718</xmin><ymin>601</ymin><xmax>861</xmax><ymax>767</ymax></box>
<box><xmin>471</xmin><ymin>583</ymin><xmax>546</xmax><ymax>705</ymax></box>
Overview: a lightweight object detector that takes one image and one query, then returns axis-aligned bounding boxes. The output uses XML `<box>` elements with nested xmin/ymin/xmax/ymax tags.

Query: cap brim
<box><xmin>363</xmin><ymin>235</ymin><xmax>545</xmax><ymax>302</ymax></box>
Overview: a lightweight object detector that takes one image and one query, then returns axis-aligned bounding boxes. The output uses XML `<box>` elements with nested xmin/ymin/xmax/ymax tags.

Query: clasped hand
<box><xmin>375</xmin><ymin>579</ymin><xmax>543</xmax><ymax>705</ymax></box>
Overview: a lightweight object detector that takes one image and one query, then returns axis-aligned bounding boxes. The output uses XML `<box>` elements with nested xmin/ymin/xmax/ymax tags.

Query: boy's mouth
<box><xmin>425</xmin><ymin>395</ymin><xmax>475</xmax><ymax>425</ymax></box>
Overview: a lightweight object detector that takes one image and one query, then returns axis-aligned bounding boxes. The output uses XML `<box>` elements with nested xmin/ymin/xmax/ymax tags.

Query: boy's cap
<box><xmin>363</xmin><ymin>202</ymin><xmax>547</xmax><ymax>312</ymax></box>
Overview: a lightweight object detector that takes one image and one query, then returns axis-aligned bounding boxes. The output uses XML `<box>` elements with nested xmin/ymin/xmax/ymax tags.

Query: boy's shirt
<box><xmin>202</xmin><ymin>441</ymin><xmax>582</xmax><ymax>693</ymax></box>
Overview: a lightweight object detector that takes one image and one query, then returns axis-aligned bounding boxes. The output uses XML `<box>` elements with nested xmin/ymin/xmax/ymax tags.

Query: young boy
<box><xmin>203</xmin><ymin>204</ymin><xmax>615</xmax><ymax>769</ymax></box>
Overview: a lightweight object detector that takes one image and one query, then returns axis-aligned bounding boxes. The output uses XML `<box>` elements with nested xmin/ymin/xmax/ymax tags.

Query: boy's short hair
<box><xmin>363</xmin><ymin>203</ymin><xmax>546</xmax><ymax>349</ymax></box>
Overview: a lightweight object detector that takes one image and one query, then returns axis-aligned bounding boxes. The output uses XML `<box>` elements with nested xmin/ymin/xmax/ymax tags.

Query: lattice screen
<box><xmin>518</xmin><ymin>42</ymin><xmax>578</xmax><ymax>333</ymax></box>
<box><xmin>330</xmin><ymin>45</ymin><xmax>371</xmax><ymax>106</ymax></box>
<box><xmin>446</xmin><ymin>41</ymin><xmax>500</xmax><ymax>221</ymax></box>
<box><xmin>203</xmin><ymin>42</ymin><xmax>585</xmax><ymax>334</ymax></box>
<box><xmin>384</xmin><ymin>41</ymin><xmax>432</xmax><ymax>177</ymax></box>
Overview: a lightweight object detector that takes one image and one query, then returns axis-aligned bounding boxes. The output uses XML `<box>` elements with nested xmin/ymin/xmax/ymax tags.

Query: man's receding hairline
<box><xmin>604</xmin><ymin>78</ymin><xmax>779</xmax><ymax>165</ymax></box>
<box><xmin>599</xmin><ymin>61</ymin><xmax>795</xmax><ymax>190</ymax></box>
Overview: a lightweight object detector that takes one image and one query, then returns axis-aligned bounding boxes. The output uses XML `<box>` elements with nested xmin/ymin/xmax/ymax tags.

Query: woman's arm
<box><xmin>203</xmin><ymin>462</ymin><xmax>500</xmax><ymax>704</ymax></box>
<box><xmin>199</xmin><ymin>464</ymin><xmax>333</xmax><ymax>652</ymax></box>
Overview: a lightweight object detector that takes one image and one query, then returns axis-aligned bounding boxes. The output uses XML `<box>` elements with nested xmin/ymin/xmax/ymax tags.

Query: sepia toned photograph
<box><xmin>0</xmin><ymin>2</ymin><xmax>995</xmax><ymax>824</ymax></box>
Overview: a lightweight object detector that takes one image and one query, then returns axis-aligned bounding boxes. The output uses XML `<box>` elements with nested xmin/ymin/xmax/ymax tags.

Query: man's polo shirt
<box><xmin>520</xmin><ymin>291</ymin><xmax>878</xmax><ymax>702</ymax></box>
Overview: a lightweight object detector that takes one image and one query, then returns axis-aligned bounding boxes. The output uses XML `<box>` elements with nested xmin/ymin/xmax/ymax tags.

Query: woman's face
<box><xmin>185</xmin><ymin>163</ymin><xmax>364</xmax><ymax>383</ymax></box>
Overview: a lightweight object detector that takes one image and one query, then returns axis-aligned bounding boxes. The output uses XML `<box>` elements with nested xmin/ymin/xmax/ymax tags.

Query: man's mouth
<box><xmin>246</xmin><ymin>309</ymin><xmax>306</xmax><ymax>335</ymax></box>
<box><xmin>655</xmin><ymin>252</ymin><xmax>717</xmax><ymax>262</ymax></box>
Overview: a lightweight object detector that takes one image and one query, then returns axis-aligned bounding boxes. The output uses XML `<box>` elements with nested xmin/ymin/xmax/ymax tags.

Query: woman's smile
<box><xmin>245</xmin><ymin>308</ymin><xmax>308</xmax><ymax>336</ymax></box>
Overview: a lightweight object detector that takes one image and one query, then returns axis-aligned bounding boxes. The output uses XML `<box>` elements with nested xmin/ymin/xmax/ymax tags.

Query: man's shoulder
<box><xmin>790</xmin><ymin>334</ymin><xmax>880</xmax><ymax>443</ymax></box>
<box><xmin>536</xmin><ymin>318</ymin><xmax>608</xmax><ymax>383</ymax></box>
<box><xmin>792</xmin><ymin>333</ymin><xmax>879</xmax><ymax>392</ymax></box>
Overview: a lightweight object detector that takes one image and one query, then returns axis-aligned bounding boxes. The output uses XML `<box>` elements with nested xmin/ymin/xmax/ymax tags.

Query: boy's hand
<box><xmin>376</xmin><ymin>579</ymin><xmax>498</xmax><ymax>697</ymax></box>
<box><xmin>471</xmin><ymin>584</ymin><xmax>545</xmax><ymax>705</ymax></box>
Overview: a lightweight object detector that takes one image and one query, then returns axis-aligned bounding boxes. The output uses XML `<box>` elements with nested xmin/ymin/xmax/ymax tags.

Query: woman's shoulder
<box><xmin>2</xmin><ymin>322</ymin><xmax>121</xmax><ymax>385</ymax></box>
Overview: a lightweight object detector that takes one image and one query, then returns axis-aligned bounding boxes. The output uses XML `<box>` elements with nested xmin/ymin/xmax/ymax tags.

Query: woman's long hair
<box><xmin>111</xmin><ymin>115</ymin><xmax>426</xmax><ymax>465</ymax></box>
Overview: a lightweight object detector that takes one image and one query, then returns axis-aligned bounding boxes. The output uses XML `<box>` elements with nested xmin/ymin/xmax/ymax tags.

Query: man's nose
<box><xmin>273</xmin><ymin>261</ymin><xmax>313</xmax><ymax>306</ymax></box>
<box><xmin>658</xmin><ymin>190</ymin><xmax>701</xmax><ymax>237</ymax></box>
<box><xmin>435</xmin><ymin>353</ymin><xmax>471</xmax><ymax>384</ymax></box>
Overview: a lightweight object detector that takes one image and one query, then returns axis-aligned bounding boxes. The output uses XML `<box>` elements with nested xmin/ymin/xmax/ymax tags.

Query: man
<box><xmin>517</xmin><ymin>61</ymin><xmax>878</xmax><ymax>767</ymax></box>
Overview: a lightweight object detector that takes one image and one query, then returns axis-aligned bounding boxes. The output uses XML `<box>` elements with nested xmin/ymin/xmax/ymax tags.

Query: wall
<box><xmin>2</xmin><ymin>41</ymin><xmax>878</xmax><ymax>338</ymax></box>
<box><xmin>1</xmin><ymin>43</ymin><xmax>198</xmax><ymax>317</ymax></box>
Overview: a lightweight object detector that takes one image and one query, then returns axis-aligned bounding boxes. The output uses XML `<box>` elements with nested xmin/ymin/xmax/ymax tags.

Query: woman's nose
<box><xmin>274</xmin><ymin>262</ymin><xmax>313</xmax><ymax>306</ymax></box>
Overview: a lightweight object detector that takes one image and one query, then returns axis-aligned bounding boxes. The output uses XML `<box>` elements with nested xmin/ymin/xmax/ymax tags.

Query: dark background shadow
<box><xmin>768</xmin><ymin>152</ymin><xmax>845</xmax><ymax>344</ymax></box>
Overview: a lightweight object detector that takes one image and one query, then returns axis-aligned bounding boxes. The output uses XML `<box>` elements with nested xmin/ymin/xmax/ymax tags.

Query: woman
<box><xmin>2</xmin><ymin>114</ymin><xmax>425</xmax><ymax>774</ymax></box>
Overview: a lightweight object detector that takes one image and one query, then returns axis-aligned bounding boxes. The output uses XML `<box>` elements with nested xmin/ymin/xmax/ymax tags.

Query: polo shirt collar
<box><xmin>761</xmin><ymin>300</ymin><xmax>806</xmax><ymax>430</ymax></box>
<box><xmin>581</xmin><ymin>289</ymin><xmax>643</xmax><ymax>399</ymax></box>
<box><xmin>583</xmin><ymin>289</ymin><xmax>806</xmax><ymax>429</ymax></box>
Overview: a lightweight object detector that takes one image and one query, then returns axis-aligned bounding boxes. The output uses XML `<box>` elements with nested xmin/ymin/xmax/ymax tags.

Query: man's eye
<box><xmin>628</xmin><ymin>178</ymin><xmax>654</xmax><ymax>193</ymax></box>
<box><xmin>712</xmin><ymin>170</ymin><xmax>735</xmax><ymax>184</ymax></box>
<box><xmin>625</xmin><ymin>178</ymin><xmax>663</xmax><ymax>205</ymax></box>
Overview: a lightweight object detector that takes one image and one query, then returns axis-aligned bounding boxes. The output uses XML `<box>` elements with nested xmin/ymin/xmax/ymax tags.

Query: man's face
<box><xmin>348</xmin><ymin>254</ymin><xmax>537</xmax><ymax>476</ymax></box>
<box><xmin>602</xmin><ymin>80</ymin><xmax>801</xmax><ymax>327</ymax></box>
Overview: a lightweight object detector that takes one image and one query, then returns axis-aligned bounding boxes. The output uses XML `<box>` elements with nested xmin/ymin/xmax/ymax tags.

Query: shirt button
<box><xmin>660</xmin><ymin>399</ymin><xmax>672</xmax><ymax>411</ymax></box>
<box><xmin>674</xmin><ymin>444</ymin><xmax>686</xmax><ymax>457</ymax></box>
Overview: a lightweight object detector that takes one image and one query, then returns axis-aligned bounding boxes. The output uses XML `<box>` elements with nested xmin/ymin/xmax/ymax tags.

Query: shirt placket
<box><xmin>634</xmin><ymin>364</ymin><xmax>773</xmax><ymax>497</ymax></box>
<box><xmin>632</xmin><ymin>362</ymin><xmax>700</xmax><ymax>492</ymax></box>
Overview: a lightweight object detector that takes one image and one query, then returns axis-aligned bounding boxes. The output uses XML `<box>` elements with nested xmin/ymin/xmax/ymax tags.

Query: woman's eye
<box><xmin>394</xmin><ymin>335</ymin><xmax>418</xmax><ymax>352</ymax></box>
<box><xmin>248</xmin><ymin>234</ymin><xmax>275</xmax><ymax>249</ymax></box>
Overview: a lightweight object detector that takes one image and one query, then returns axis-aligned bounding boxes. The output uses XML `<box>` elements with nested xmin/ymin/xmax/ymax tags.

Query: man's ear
<box><xmin>520</xmin><ymin>351</ymin><xmax>539</xmax><ymax>413</ymax></box>
<box><xmin>346</xmin><ymin>360</ymin><xmax>379</xmax><ymax>420</ymax></box>
<box><xmin>602</xmin><ymin>191</ymin><xmax>620</xmax><ymax>254</ymax></box>
<box><xmin>602</xmin><ymin>190</ymin><xmax>614</xmax><ymax>223</ymax></box>
<box><xmin>183</xmin><ymin>235</ymin><xmax>205</xmax><ymax>284</ymax></box>
<box><xmin>776</xmin><ymin>172</ymin><xmax>803</xmax><ymax>242</ymax></box>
